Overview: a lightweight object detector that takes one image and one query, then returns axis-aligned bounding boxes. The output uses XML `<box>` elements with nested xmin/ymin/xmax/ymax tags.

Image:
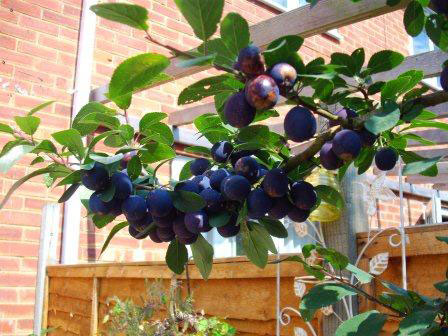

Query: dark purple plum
<box><xmin>236</xmin><ymin>45</ymin><xmax>265</xmax><ymax>77</ymax></box>
<box><xmin>257</xmin><ymin>168</ymin><xmax>268</xmax><ymax>180</ymax></box>
<box><xmin>122</xmin><ymin>195</ymin><xmax>147</xmax><ymax>221</ymax></box>
<box><xmin>224</xmin><ymin>92</ymin><xmax>256</xmax><ymax>128</ymax></box>
<box><xmin>230</xmin><ymin>149</ymin><xmax>258</xmax><ymax>167</ymax></box>
<box><xmin>221</xmin><ymin>175</ymin><xmax>251</xmax><ymax>201</ymax></box>
<box><xmin>185</xmin><ymin>210</ymin><xmax>211</xmax><ymax>234</ymax></box>
<box><xmin>262</xmin><ymin>168</ymin><xmax>289</xmax><ymax>198</ymax></box>
<box><xmin>332</xmin><ymin>129</ymin><xmax>362</xmax><ymax>161</ymax></box>
<box><xmin>319</xmin><ymin>142</ymin><xmax>343</xmax><ymax>170</ymax></box>
<box><xmin>191</xmin><ymin>175</ymin><xmax>211</xmax><ymax>191</ymax></box>
<box><xmin>269</xmin><ymin>63</ymin><xmax>297</xmax><ymax>91</ymax></box>
<box><xmin>148</xmin><ymin>227</ymin><xmax>162</xmax><ymax>243</ymax></box>
<box><xmin>129</xmin><ymin>225</ymin><xmax>149</xmax><ymax>239</ymax></box>
<box><xmin>375</xmin><ymin>147</ymin><xmax>398</xmax><ymax>171</ymax></box>
<box><xmin>290</xmin><ymin>181</ymin><xmax>317</xmax><ymax>210</ymax></box>
<box><xmin>147</xmin><ymin>189</ymin><xmax>173</xmax><ymax>217</ymax></box>
<box><xmin>431</xmin><ymin>0</ymin><xmax>448</xmax><ymax>15</ymax></box>
<box><xmin>190</xmin><ymin>158</ymin><xmax>210</xmax><ymax>176</ymax></box>
<box><xmin>247</xmin><ymin>188</ymin><xmax>273</xmax><ymax>219</ymax></box>
<box><xmin>173</xmin><ymin>215</ymin><xmax>198</xmax><ymax>245</ymax></box>
<box><xmin>156</xmin><ymin>226</ymin><xmax>175</xmax><ymax>242</ymax></box>
<box><xmin>203</xmin><ymin>170</ymin><xmax>214</xmax><ymax>178</ymax></box>
<box><xmin>211</xmin><ymin>141</ymin><xmax>233</xmax><ymax>163</ymax></box>
<box><xmin>234</xmin><ymin>156</ymin><xmax>259</xmax><ymax>183</ymax></box>
<box><xmin>284</xmin><ymin>106</ymin><xmax>317</xmax><ymax>143</ymax></box>
<box><xmin>441</xmin><ymin>66</ymin><xmax>448</xmax><ymax>92</ymax></box>
<box><xmin>82</xmin><ymin>163</ymin><xmax>110</xmax><ymax>191</ymax></box>
<box><xmin>200</xmin><ymin>188</ymin><xmax>225</xmax><ymax>213</ymax></box>
<box><xmin>358</xmin><ymin>128</ymin><xmax>378</xmax><ymax>147</ymax></box>
<box><xmin>268</xmin><ymin>196</ymin><xmax>293</xmax><ymax>219</ymax></box>
<box><xmin>287</xmin><ymin>207</ymin><xmax>310</xmax><ymax>222</ymax></box>
<box><xmin>107</xmin><ymin>197</ymin><xmax>124</xmax><ymax>217</ymax></box>
<box><xmin>245</xmin><ymin>75</ymin><xmax>279</xmax><ymax>110</ymax></box>
<box><xmin>153</xmin><ymin>209</ymin><xmax>177</xmax><ymax>228</ymax></box>
<box><xmin>210</xmin><ymin>168</ymin><xmax>232</xmax><ymax>191</ymax></box>
<box><xmin>89</xmin><ymin>192</ymin><xmax>111</xmax><ymax>216</ymax></box>
<box><xmin>129</xmin><ymin>215</ymin><xmax>153</xmax><ymax>233</ymax></box>
<box><xmin>120</xmin><ymin>150</ymin><xmax>137</xmax><ymax>169</ymax></box>
<box><xmin>217</xmin><ymin>215</ymin><xmax>240</xmax><ymax>237</ymax></box>
<box><xmin>329</xmin><ymin>108</ymin><xmax>357</xmax><ymax>127</ymax></box>
<box><xmin>175</xmin><ymin>180</ymin><xmax>201</xmax><ymax>194</ymax></box>
<box><xmin>111</xmin><ymin>172</ymin><xmax>133</xmax><ymax>199</ymax></box>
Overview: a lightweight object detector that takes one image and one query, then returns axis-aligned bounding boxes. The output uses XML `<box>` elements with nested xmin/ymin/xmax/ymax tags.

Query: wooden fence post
<box><xmin>91</xmin><ymin>277</ymin><xmax>100</xmax><ymax>335</ymax></box>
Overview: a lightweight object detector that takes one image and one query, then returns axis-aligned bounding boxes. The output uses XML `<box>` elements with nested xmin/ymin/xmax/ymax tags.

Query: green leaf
<box><xmin>179</xmin><ymin>160</ymin><xmax>193</xmax><ymax>180</ymax></box>
<box><xmin>185</xmin><ymin>146</ymin><xmax>211</xmax><ymax>156</ymax></box>
<box><xmin>346</xmin><ymin>263</ymin><xmax>373</xmax><ymax>284</ymax></box>
<box><xmin>434</xmin><ymin>280</ymin><xmax>448</xmax><ymax>293</ymax></box>
<box><xmin>58</xmin><ymin>183</ymin><xmax>81</xmax><ymax>203</ymax></box>
<box><xmin>92</xmin><ymin>214</ymin><xmax>117</xmax><ymax>229</ymax></box>
<box><xmin>335</xmin><ymin>310</ymin><xmax>387</xmax><ymax>336</ymax></box>
<box><xmin>365</xmin><ymin>100</ymin><xmax>400</xmax><ymax>135</ymax></box>
<box><xmin>140</xmin><ymin>122</ymin><xmax>174</xmax><ymax>146</ymax></box>
<box><xmin>263</xmin><ymin>35</ymin><xmax>305</xmax><ymax>73</ymax></box>
<box><xmin>259</xmin><ymin>217</ymin><xmax>288</xmax><ymax>238</ymax></box>
<box><xmin>399</xmin><ymin>309</ymin><xmax>438</xmax><ymax>334</ymax></box>
<box><xmin>127</xmin><ymin>155</ymin><xmax>142</xmax><ymax>181</ymax></box>
<box><xmin>197</xmin><ymin>38</ymin><xmax>235</xmax><ymax>68</ymax></box>
<box><xmin>209</xmin><ymin>212</ymin><xmax>231</xmax><ymax>228</ymax></box>
<box><xmin>28</xmin><ymin>100</ymin><xmax>55</xmax><ymax>116</ymax></box>
<box><xmin>314</xmin><ymin>185</ymin><xmax>344</xmax><ymax>210</ymax></box>
<box><xmin>0</xmin><ymin>167</ymin><xmax>51</xmax><ymax>209</ymax></box>
<box><xmin>174</xmin><ymin>0</ymin><xmax>224</xmax><ymax>41</ymax></box>
<box><xmin>367</xmin><ymin>50</ymin><xmax>405</xmax><ymax>75</ymax></box>
<box><xmin>436</xmin><ymin>236</ymin><xmax>448</xmax><ymax>244</ymax></box>
<box><xmin>409</xmin><ymin>119</ymin><xmax>448</xmax><ymax>131</ymax></box>
<box><xmin>300</xmin><ymin>284</ymin><xmax>358</xmax><ymax>321</ymax></box>
<box><xmin>139</xmin><ymin>112</ymin><xmax>167</xmax><ymax>131</ymax></box>
<box><xmin>0</xmin><ymin>122</ymin><xmax>13</xmax><ymax>134</ymax></box>
<box><xmin>316</xmin><ymin>246</ymin><xmax>349</xmax><ymax>270</ymax></box>
<box><xmin>86</xmin><ymin>130</ymin><xmax>121</xmax><ymax>154</ymax></box>
<box><xmin>351</xmin><ymin>48</ymin><xmax>365</xmax><ymax>74</ymax></box>
<box><xmin>191</xmin><ymin>234</ymin><xmax>214</xmax><ymax>279</ymax></box>
<box><xmin>72</xmin><ymin>102</ymin><xmax>117</xmax><ymax>136</ymax></box>
<box><xmin>170</xmin><ymin>190</ymin><xmax>206</xmax><ymax>212</ymax></box>
<box><xmin>90</xmin><ymin>153</ymin><xmax>124</xmax><ymax>165</ymax></box>
<box><xmin>100</xmin><ymin>222</ymin><xmax>129</xmax><ymax>256</ymax></box>
<box><xmin>381</xmin><ymin>77</ymin><xmax>411</xmax><ymax>102</ymax></box>
<box><xmin>52</xmin><ymin>129</ymin><xmax>85</xmax><ymax>159</ymax></box>
<box><xmin>253</xmin><ymin>109</ymin><xmax>279</xmax><ymax>123</ymax></box>
<box><xmin>426</xmin><ymin>14</ymin><xmax>448</xmax><ymax>51</ymax></box>
<box><xmin>178</xmin><ymin>53</ymin><xmax>216</xmax><ymax>68</ymax></box>
<box><xmin>312</xmin><ymin>78</ymin><xmax>334</xmax><ymax>101</ymax></box>
<box><xmin>56</xmin><ymin>170</ymin><xmax>83</xmax><ymax>187</ymax></box>
<box><xmin>330</xmin><ymin>52</ymin><xmax>357</xmax><ymax>77</ymax></box>
<box><xmin>32</xmin><ymin>140</ymin><xmax>57</xmax><ymax>155</ymax></box>
<box><xmin>242</xmin><ymin>225</ymin><xmax>269</xmax><ymax>269</ymax></box>
<box><xmin>249</xmin><ymin>222</ymin><xmax>277</xmax><ymax>254</ymax></box>
<box><xmin>166</xmin><ymin>239</ymin><xmax>189</xmax><ymax>275</ymax></box>
<box><xmin>15</xmin><ymin>116</ymin><xmax>40</xmax><ymax>135</ymax></box>
<box><xmin>140</xmin><ymin>143</ymin><xmax>176</xmax><ymax>163</ymax></box>
<box><xmin>404</xmin><ymin>1</ymin><xmax>425</xmax><ymax>37</ymax></box>
<box><xmin>403</xmin><ymin>156</ymin><xmax>442</xmax><ymax>175</ymax></box>
<box><xmin>220</xmin><ymin>13</ymin><xmax>249</xmax><ymax>56</ymax></box>
<box><xmin>99</xmin><ymin>184</ymin><xmax>116</xmax><ymax>202</ymax></box>
<box><xmin>0</xmin><ymin>144</ymin><xmax>34</xmax><ymax>173</ymax></box>
<box><xmin>77</xmin><ymin>112</ymin><xmax>121</xmax><ymax>131</ymax></box>
<box><xmin>237</xmin><ymin>125</ymin><xmax>270</xmax><ymax>145</ymax></box>
<box><xmin>90</xmin><ymin>3</ymin><xmax>148</xmax><ymax>30</ymax></box>
<box><xmin>107</xmin><ymin>53</ymin><xmax>170</xmax><ymax>109</ymax></box>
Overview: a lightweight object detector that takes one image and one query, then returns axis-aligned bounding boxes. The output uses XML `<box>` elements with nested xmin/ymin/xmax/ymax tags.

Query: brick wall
<box><xmin>0</xmin><ymin>0</ymin><xmax>430</xmax><ymax>334</ymax></box>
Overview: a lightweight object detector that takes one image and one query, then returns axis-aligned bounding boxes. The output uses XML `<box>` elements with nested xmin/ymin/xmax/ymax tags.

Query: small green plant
<box><xmin>103</xmin><ymin>278</ymin><xmax>235</xmax><ymax>336</ymax></box>
<box><xmin>28</xmin><ymin>328</ymin><xmax>56</xmax><ymax>336</ymax></box>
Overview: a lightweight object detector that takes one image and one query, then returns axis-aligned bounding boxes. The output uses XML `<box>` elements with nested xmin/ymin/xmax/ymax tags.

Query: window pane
<box><xmin>413</xmin><ymin>31</ymin><xmax>431</xmax><ymax>54</ymax></box>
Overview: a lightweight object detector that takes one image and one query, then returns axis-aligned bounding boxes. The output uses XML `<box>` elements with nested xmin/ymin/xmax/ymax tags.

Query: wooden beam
<box><xmin>434</xmin><ymin>184</ymin><xmax>448</xmax><ymax>191</ymax></box>
<box><xmin>90</xmin><ymin>0</ymin><xmax>409</xmax><ymax>104</ymax></box>
<box><xmin>407</xmin><ymin>129</ymin><xmax>448</xmax><ymax>145</ymax></box>
<box><xmin>378</xmin><ymin>161</ymin><xmax>448</xmax><ymax>176</ymax></box>
<box><xmin>411</xmin><ymin>147</ymin><xmax>448</xmax><ymax>160</ymax></box>
<box><xmin>406</xmin><ymin>173</ymin><xmax>448</xmax><ymax>184</ymax></box>
<box><xmin>90</xmin><ymin>277</ymin><xmax>99</xmax><ymax>335</ymax></box>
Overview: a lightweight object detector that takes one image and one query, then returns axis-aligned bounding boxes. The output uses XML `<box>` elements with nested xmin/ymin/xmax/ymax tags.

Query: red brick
<box><xmin>0</xmin><ymin>288</ymin><xmax>18</xmax><ymax>302</ymax></box>
<box><xmin>116</xmin><ymin>34</ymin><xmax>147</xmax><ymax>51</ymax></box>
<box><xmin>0</xmin><ymin>225</ymin><xmax>22</xmax><ymax>240</ymax></box>
<box><xmin>24</xmin><ymin>198</ymin><xmax>47</xmax><ymax>210</ymax></box>
<box><xmin>0</xmin><ymin>7</ymin><xmax>18</xmax><ymax>23</ymax></box>
<box><xmin>23</xmin><ymin>229</ymin><xmax>40</xmax><ymax>242</ymax></box>
<box><xmin>1</xmin><ymin>0</ymin><xmax>41</xmax><ymax>18</ymax></box>
<box><xmin>35</xmin><ymin>60</ymin><xmax>73</xmax><ymax>78</ymax></box>
<box><xmin>0</xmin><ymin>320</ymin><xmax>14</xmax><ymax>334</ymax></box>
<box><xmin>0</xmin><ymin>91</ymin><xmax>11</xmax><ymax>104</ymax></box>
<box><xmin>0</xmin><ymin>211</ymin><xmax>42</xmax><ymax>227</ymax></box>
<box><xmin>14</xmin><ymin>67</ymin><xmax>54</xmax><ymax>85</ymax></box>
<box><xmin>0</xmin><ymin>273</ymin><xmax>36</xmax><ymax>287</ymax></box>
<box><xmin>32</xmin><ymin>85</ymin><xmax>71</xmax><ymax>101</ymax></box>
<box><xmin>18</xmin><ymin>41</ymin><xmax>57</xmax><ymax>60</ymax></box>
<box><xmin>0</xmin><ymin>257</ymin><xmax>20</xmax><ymax>271</ymax></box>
<box><xmin>97</xmin><ymin>39</ymin><xmax>129</xmax><ymax>57</ymax></box>
<box><xmin>0</xmin><ymin>21</ymin><xmax>36</xmax><ymax>42</ymax></box>
<box><xmin>0</xmin><ymin>304</ymin><xmax>34</xmax><ymax>317</ymax></box>
<box><xmin>0</xmin><ymin>35</ymin><xmax>16</xmax><ymax>50</ymax></box>
<box><xmin>63</xmin><ymin>4</ymin><xmax>81</xmax><ymax>17</ymax></box>
<box><xmin>151</xmin><ymin>24</ymin><xmax>179</xmax><ymax>41</ymax></box>
<box><xmin>60</xmin><ymin>26</ymin><xmax>78</xmax><ymax>41</ymax></box>
<box><xmin>17</xmin><ymin>318</ymin><xmax>33</xmax><ymax>330</ymax></box>
<box><xmin>19</xmin><ymin>15</ymin><xmax>59</xmax><ymax>36</ymax></box>
<box><xmin>38</xmin><ymin>35</ymin><xmax>77</xmax><ymax>54</ymax></box>
<box><xmin>0</xmin><ymin>48</ymin><xmax>33</xmax><ymax>66</ymax></box>
<box><xmin>28</xmin><ymin>0</ymin><xmax>63</xmax><ymax>12</ymax></box>
<box><xmin>42</xmin><ymin>10</ymin><xmax>79</xmax><ymax>30</ymax></box>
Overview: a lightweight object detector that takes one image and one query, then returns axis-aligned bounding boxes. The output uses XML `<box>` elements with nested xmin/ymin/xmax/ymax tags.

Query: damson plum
<box><xmin>156</xmin><ymin>226</ymin><xmax>175</xmax><ymax>242</ymax></box>
<box><xmin>190</xmin><ymin>158</ymin><xmax>210</xmax><ymax>176</ymax></box>
<box><xmin>122</xmin><ymin>195</ymin><xmax>147</xmax><ymax>221</ymax></box>
<box><xmin>288</xmin><ymin>207</ymin><xmax>310</xmax><ymax>222</ymax></box>
<box><xmin>269</xmin><ymin>63</ymin><xmax>297</xmax><ymax>91</ymax></box>
<box><xmin>230</xmin><ymin>149</ymin><xmax>257</xmax><ymax>166</ymax></box>
<box><xmin>191</xmin><ymin>175</ymin><xmax>211</xmax><ymax>191</ymax></box>
<box><xmin>431</xmin><ymin>0</ymin><xmax>448</xmax><ymax>15</ymax></box>
<box><xmin>332</xmin><ymin>130</ymin><xmax>362</xmax><ymax>161</ymax></box>
<box><xmin>245</xmin><ymin>75</ymin><xmax>279</xmax><ymax>110</ymax></box>
<box><xmin>200</xmin><ymin>188</ymin><xmax>225</xmax><ymax>213</ymax></box>
<box><xmin>441</xmin><ymin>66</ymin><xmax>448</xmax><ymax>92</ymax></box>
<box><xmin>221</xmin><ymin>175</ymin><xmax>251</xmax><ymax>201</ymax></box>
<box><xmin>107</xmin><ymin>197</ymin><xmax>124</xmax><ymax>217</ymax></box>
<box><xmin>148</xmin><ymin>227</ymin><xmax>162</xmax><ymax>243</ymax></box>
<box><xmin>217</xmin><ymin>215</ymin><xmax>240</xmax><ymax>237</ymax></box>
<box><xmin>175</xmin><ymin>180</ymin><xmax>201</xmax><ymax>194</ymax></box>
<box><xmin>211</xmin><ymin>141</ymin><xmax>233</xmax><ymax>163</ymax></box>
<box><xmin>173</xmin><ymin>215</ymin><xmax>198</xmax><ymax>245</ymax></box>
<box><xmin>224</xmin><ymin>92</ymin><xmax>256</xmax><ymax>128</ymax></box>
<box><xmin>375</xmin><ymin>147</ymin><xmax>398</xmax><ymax>171</ymax></box>
<box><xmin>89</xmin><ymin>192</ymin><xmax>111</xmax><ymax>216</ymax></box>
<box><xmin>82</xmin><ymin>163</ymin><xmax>110</xmax><ymax>191</ymax></box>
<box><xmin>129</xmin><ymin>225</ymin><xmax>148</xmax><ymax>240</ymax></box>
<box><xmin>210</xmin><ymin>168</ymin><xmax>231</xmax><ymax>191</ymax></box>
<box><xmin>329</xmin><ymin>108</ymin><xmax>357</xmax><ymax>127</ymax></box>
<box><xmin>153</xmin><ymin>209</ymin><xmax>177</xmax><ymax>228</ymax></box>
<box><xmin>111</xmin><ymin>172</ymin><xmax>133</xmax><ymax>199</ymax></box>
<box><xmin>319</xmin><ymin>142</ymin><xmax>343</xmax><ymax>170</ymax></box>
<box><xmin>358</xmin><ymin>128</ymin><xmax>378</xmax><ymax>147</ymax></box>
<box><xmin>284</xmin><ymin>106</ymin><xmax>317</xmax><ymax>143</ymax></box>
<box><xmin>247</xmin><ymin>188</ymin><xmax>273</xmax><ymax>219</ymax></box>
<box><xmin>268</xmin><ymin>196</ymin><xmax>293</xmax><ymax>219</ymax></box>
<box><xmin>147</xmin><ymin>189</ymin><xmax>173</xmax><ymax>217</ymax></box>
<box><xmin>234</xmin><ymin>156</ymin><xmax>259</xmax><ymax>183</ymax></box>
<box><xmin>262</xmin><ymin>168</ymin><xmax>289</xmax><ymax>198</ymax></box>
<box><xmin>120</xmin><ymin>150</ymin><xmax>136</xmax><ymax>169</ymax></box>
<box><xmin>129</xmin><ymin>215</ymin><xmax>153</xmax><ymax>233</ymax></box>
<box><xmin>290</xmin><ymin>181</ymin><xmax>317</xmax><ymax>210</ymax></box>
<box><xmin>185</xmin><ymin>211</ymin><xmax>212</xmax><ymax>234</ymax></box>
<box><xmin>236</xmin><ymin>45</ymin><xmax>265</xmax><ymax>77</ymax></box>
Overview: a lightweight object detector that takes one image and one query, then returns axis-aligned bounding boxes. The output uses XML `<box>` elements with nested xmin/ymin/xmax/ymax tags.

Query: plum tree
<box><xmin>332</xmin><ymin>129</ymin><xmax>362</xmax><ymax>161</ymax></box>
<box><xmin>287</xmin><ymin>207</ymin><xmax>310</xmax><ymax>222</ymax></box>
<box><xmin>245</xmin><ymin>75</ymin><xmax>279</xmax><ymax>110</ymax></box>
<box><xmin>173</xmin><ymin>215</ymin><xmax>198</xmax><ymax>245</ymax></box>
<box><xmin>269</xmin><ymin>63</ymin><xmax>297</xmax><ymax>91</ymax></box>
<box><xmin>211</xmin><ymin>141</ymin><xmax>233</xmax><ymax>163</ymax></box>
<box><xmin>200</xmin><ymin>188</ymin><xmax>224</xmax><ymax>213</ymax></box>
<box><xmin>431</xmin><ymin>0</ymin><xmax>448</xmax><ymax>14</ymax></box>
<box><xmin>185</xmin><ymin>210</ymin><xmax>212</xmax><ymax>233</ymax></box>
<box><xmin>329</xmin><ymin>108</ymin><xmax>357</xmax><ymax>127</ymax></box>
<box><xmin>235</xmin><ymin>44</ymin><xmax>265</xmax><ymax>76</ymax></box>
<box><xmin>82</xmin><ymin>163</ymin><xmax>110</xmax><ymax>191</ymax></box>
<box><xmin>89</xmin><ymin>192</ymin><xmax>112</xmax><ymax>216</ymax></box>
<box><xmin>247</xmin><ymin>188</ymin><xmax>273</xmax><ymax>219</ymax></box>
<box><xmin>234</xmin><ymin>156</ymin><xmax>259</xmax><ymax>183</ymax></box>
<box><xmin>175</xmin><ymin>180</ymin><xmax>202</xmax><ymax>194</ymax></box>
<box><xmin>319</xmin><ymin>142</ymin><xmax>343</xmax><ymax>170</ymax></box>
<box><xmin>153</xmin><ymin>209</ymin><xmax>177</xmax><ymax>228</ymax></box>
<box><xmin>375</xmin><ymin>147</ymin><xmax>399</xmax><ymax>171</ymax></box>
<box><xmin>224</xmin><ymin>91</ymin><xmax>256</xmax><ymax>128</ymax></box>
<box><xmin>147</xmin><ymin>189</ymin><xmax>174</xmax><ymax>217</ymax></box>
<box><xmin>156</xmin><ymin>226</ymin><xmax>176</xmax><ymax>242</ymax></box>
<box><xmin>111</xmin><ymin>172</ymin><xmax>133</xmax><ymax>199</ymax></box>
<box><xmin>262</xmin><ymin>168</ymin><xmax>289</xmax><ymax>198</ymax></box>
<box><xmin>221</xmin><ymin>175</ymin><xmax>251</xmax><ymax>201</ymax></box>
<box><xmin>210</xmin><ymin>168</ymin><xmax>231</xmax><ymax>190</ymax></box>
<box><xmin>129</xmin><ymin>215</ymin><xmax>153</xmax><ymax>233</ymax></box>
<box><xmin>284</xmin><ymin>106</ymin><xmax>317</xmax><ymax>142</ymax></box>
<box><xmin>358</xmin><ymin>128</ymin><xmax>378</xmax><ymax>147</ymax></box>
<box><xmin>122</xmin><ymin>195</ymin><xmax>147</xmax><ymax>221</ymax></box>
<box><xmin>290</xmin><ymin>181</ymin><xmax>317</xmax><ymax>210</ymax></box>
<box><xmin>190</xmin><ymin>158</ymin><xmax>211</xmax><ymax>176</ymax></box>
<box><xmin>268</xmin><ymin>196</ymin><xmax>293</xmax><ymax>219</ymax></box>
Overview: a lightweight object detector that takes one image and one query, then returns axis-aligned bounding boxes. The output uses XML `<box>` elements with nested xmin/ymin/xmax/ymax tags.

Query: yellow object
<box><xmin>306</xmin><ymin>168</ymin><xmax>342</xmax><ymax>222</ymax></box>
